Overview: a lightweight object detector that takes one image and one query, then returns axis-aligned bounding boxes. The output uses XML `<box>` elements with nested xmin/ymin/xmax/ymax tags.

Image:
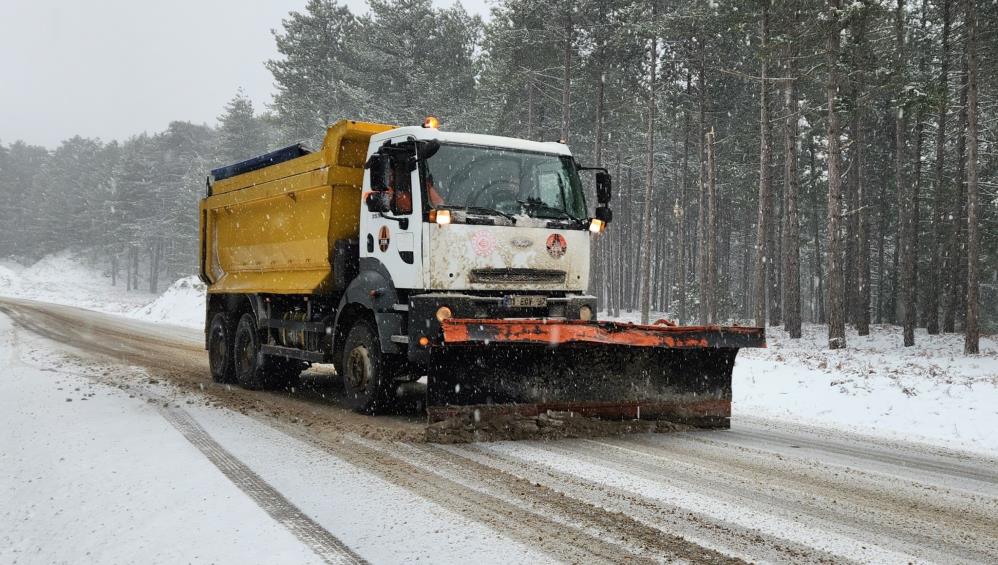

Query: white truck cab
<box><xmin>360</xmin><ymin>124</ymin><xmax>609</xmax><ymax>295</ymax></box>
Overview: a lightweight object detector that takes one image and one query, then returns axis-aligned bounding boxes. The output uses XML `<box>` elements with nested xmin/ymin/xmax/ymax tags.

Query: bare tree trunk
<box><xmin>149</xmin><ymin>239</ymin><xmax>161</xmax><ymax>294</ymax></box>
<box><xmin>913</xmin><ymin>115</ymin><xmax>925</xmax><ymax>325</ymax></box>
<box><xmin>696</xmin><ymin>47</ymin><xmax>709</xmax><ymax>324</ymax></box>
<box><xmin>639</xmin><ymin>26</ymin><xmax>657</xmax><ymax>324</ymax></box>
<box><xmin>826</xmin><ymin>0</ymin><xmax>846</xmax><ymax>349</ymax></box>
<box><xmin>846</xmin><ymin>112</ymin><xmax>860</xmax><ymax>328</ymax></box>
<box><xmin>963</xmin><ymin>0</ymin><xmax>979</xmax><ymax>354</ymax></box>
<box><xmin>611</xmin><ymin>154</ymin><xmax>623</xmax><ymax>317</ymax></box>
<box><xmin>628</xmin><ymin>166</ymin><xmax>637</xmax><ymax>309</ymax></box>
<box><xmin>769</xmin><ymin>158</ymin><xmax>782</xmax><ymax>327</ymax></box>
<box><xmin>110</xmin><ymin>252</ymin><xmax>118</xmax><ymax>287</ymax></box>
<box><xmin>895</xmin><ymin>0</ymin><xmax>916</xmax><ymax>347</ymax></box>
<box><xmin>783</xmin><ymin>74</ymin><xmax>802</xmax><ymax>338</ymax></box>
<box><xmin>706</xmin><ymin>127</ymin><xmax>718</xmax><ymax>323</ymax></box>
<box><xmin>126</xmin><ymin>248</ymin><xmax>133</xmax><ymax>291</ymax></box>
<box><xmin>877</xmin><ymin>107</ymin><xmax>891</xmax><ymax>327</ymax></box>
<box><xmin>678</xmin><ymin>72</ymin><xmax>692</xmax><ymax>325</ymax></box>
<box><xmin>591</xmin><ymin>12</ymin><xmax>606</xmax><ymax>309</ymax></box>
<box><xmin>810</xmin><ymin>137</ymin><xmax>826</xmax><ymax>324</ymax></box>
<box><xmin>851</xmin><ymin>12</ymin><xmax>871</xmax><ymax>336</ymax></box>
<box><xmin>753</xmin><ymin>1</ymin><xmax>772</xmax><ymax>328</ymax></box>
<box><xmin>856</xmin><ymin>126</ymin><xmax>871</xmax><ymax>336</ymax></box>
<box><xmin>944</xmin><ymin>49</ymin><xmax>969</xmax><ymax>333</ymax></box>
<box><xmin>926</xmin><ymin>0</ymin><xmax>950</xmax><ymax>335</ymax></box>
<box><xmin>560</xmin><ymin>7</ymin><xmax>572</xmax><ymax>143</ymax></box>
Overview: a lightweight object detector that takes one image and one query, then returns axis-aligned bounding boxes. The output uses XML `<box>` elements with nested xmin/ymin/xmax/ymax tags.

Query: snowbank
<box><xmin>128</xmin><ymin>276</ymin><xmax>205</xmax><ymax>329</ymax></box>
<box><xmin>0</xmin><ymin>252</ymin><xmax>205</xmax><ymax>328</ymax></box>
<box><xmin>0</xmin><ymin>252</ymin><xmax>155</xmax><ymax>314</ymax></box>
<box><xmin>736</xmin><ymin>324</ymin><xmax>998</xmax><ymax>455</ymax></box>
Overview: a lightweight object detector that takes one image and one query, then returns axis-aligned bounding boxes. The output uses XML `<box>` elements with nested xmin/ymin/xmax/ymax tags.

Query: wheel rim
<box><xmin>237</xmin><ymin>332</ymin><xmax>255</xmax><ymax>375</ymax></box>
<box><xmin>346</xmin><ymin>346</ymin><xmax>371</xmax><ymax>393</ymax></box>
<box><xmin>210</xmin><ymin>327</ymin><xmax>226</xmax><ymax>366</ymax></box>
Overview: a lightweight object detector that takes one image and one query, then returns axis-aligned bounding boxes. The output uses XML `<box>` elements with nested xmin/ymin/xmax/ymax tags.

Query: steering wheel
<box><xmin>468</xmin><ymin>179</ymin><xmax>519</xmax><ymax>210</ymax></box>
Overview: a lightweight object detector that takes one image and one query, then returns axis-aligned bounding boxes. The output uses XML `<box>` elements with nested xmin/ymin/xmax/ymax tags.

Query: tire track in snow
<box><xmin>1</xmin><ymin>303</ymin><xmax>369</xmax><ymax>565</ymax></box>
<box><xmin>438</xmin><ymin>442</ymin><xmax>841</xmax><ymax>564</ymax></box>
<box><xmin>348</xmin><ymin>436</ymin><xmax>743</xmax><ymax>564</ymax></box>
<box><xmin>153</xmin><ymin>402</ymin><xmax>369</xmax><ymax>565</ymax></box>
<box><xmin>140</xmin><ymin>395</ymin><xmax>375</xmax><ymax>565</ymax></box>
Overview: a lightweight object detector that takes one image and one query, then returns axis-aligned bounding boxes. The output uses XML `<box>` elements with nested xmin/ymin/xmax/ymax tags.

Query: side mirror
<box><xmin>596</xmin><ymin>172</ymin><xmax>612</xmax><ymax>204</ymax></box>
<box><xmin>366</xmin><ymin>191</ymin><xmax>391</xmax><ymax>213</ymax></box>
<box><xmin>366</xmin><ymin>153</ymin><xmax>391</xmax><ymax>191</ymax></box>
<box><xmin>417</xmin><ymin>139</ymin><xmax>441</xmax><ymax>160</ymax></box>
<box><xmin>595</xmin><ymin>206</ymin><xmax>613</xmax><ymax>224</ymax></box>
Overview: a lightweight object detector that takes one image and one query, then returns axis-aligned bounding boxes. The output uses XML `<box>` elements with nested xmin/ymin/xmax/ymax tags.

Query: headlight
<box><xmin>430</xmin><ymin>209</ymin><xmax>451</xmax><ymax>225</ymax></box>
<box><xmin>436</xmin><ymin>306</ymin><xmax>453</xmax><ymax>322</ymax></box>
<box><xmin>579</xmin><ymin>305</ymin><xmax>593</xmax><ymax>321</ymax></box>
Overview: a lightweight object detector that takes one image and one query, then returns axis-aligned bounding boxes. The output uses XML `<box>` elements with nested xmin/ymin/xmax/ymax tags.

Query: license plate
<box><xmin>504</xmin><ymin>295</ymin><xmax>547</xmax><ymax>308</ymax></box>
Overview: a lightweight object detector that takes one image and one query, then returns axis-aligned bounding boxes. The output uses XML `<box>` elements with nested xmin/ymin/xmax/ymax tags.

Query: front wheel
<box><xmin>341</xmin><ymin>320</ymin><xmax>393</xmax><ymax>414</ymax></box>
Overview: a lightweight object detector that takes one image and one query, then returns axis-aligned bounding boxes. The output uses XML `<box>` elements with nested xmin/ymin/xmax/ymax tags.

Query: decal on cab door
<box><xmin>378</xmin><ymin>225</ymin><xmax>391</xmax><ymax>252</ymax></box>
<box><xmin>546</xmin><ymin>233</ymin><xmax>567</xmax><ymax>259</ymax></box>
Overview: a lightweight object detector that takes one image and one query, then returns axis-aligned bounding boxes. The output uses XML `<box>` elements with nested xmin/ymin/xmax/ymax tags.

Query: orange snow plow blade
<box><xmin>426</xmin><ymin>319</ymin><xmax>765</xmax><ymax>428</ymax></box>
<box><xmin>440</xmin><ymin>318</ymin><xmax>765</xmax><ymax>349</ymax></box>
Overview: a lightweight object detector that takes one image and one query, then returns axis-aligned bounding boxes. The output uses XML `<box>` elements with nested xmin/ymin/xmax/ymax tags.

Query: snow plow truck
<box><xmin>198</xmin><ymin>118</ymin><xmax>765</xmax><ymax>427</ymax></box>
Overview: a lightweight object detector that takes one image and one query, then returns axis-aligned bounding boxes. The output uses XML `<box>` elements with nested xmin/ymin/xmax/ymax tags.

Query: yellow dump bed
<box><xmin>199</xmin><ymin>120</ymin><xmax>394</xmax><ymax>294</ymax></box>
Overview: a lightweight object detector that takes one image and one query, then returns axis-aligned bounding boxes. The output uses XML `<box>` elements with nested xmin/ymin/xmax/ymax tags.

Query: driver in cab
<box><xmin>389</xmin><ymin>170</ymin><xmax>443</xmax><ymax>214</ymax></box>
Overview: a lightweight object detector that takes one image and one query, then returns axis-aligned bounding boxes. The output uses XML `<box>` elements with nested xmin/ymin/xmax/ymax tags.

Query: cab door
<box><xmin>360</xmin><ymin>136</ymin><xmax>423</xmax><ymax>289</ymax></box>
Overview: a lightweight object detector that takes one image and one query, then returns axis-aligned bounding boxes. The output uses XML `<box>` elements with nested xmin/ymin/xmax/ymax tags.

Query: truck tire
<box><xmin>208</xmin><ymin>313</ymin><xmax>236</xmax><ymax>384</ymax></box>
<box><xmin>233</xmin><ymin>313</ymin><xmax>281</xmax><ymax>390</ymax></box>
<box><xmin>341</xmin><ymin>319</ymin><xmax>393</xmax><ymax>414</ymax></box>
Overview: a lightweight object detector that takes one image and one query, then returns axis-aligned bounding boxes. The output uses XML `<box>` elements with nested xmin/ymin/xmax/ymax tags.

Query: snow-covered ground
<box><xmin>2</xmin><ymin>254</ymin><xmax>996</xmax><ymax>455</ymax></box>
<box><xmin>0</xmin><ymin>312</ymin><xmax>548</xmax><ymax>564</ymax></box>
<box><xmin>4</xmin><ymin>259</ymin><xmax>998</xmax><ymax>562</ymax></box>
<box><xmin>0</xmin><ymin>315</ymin><xmax>324</xmax><ymax>564</ymax></box>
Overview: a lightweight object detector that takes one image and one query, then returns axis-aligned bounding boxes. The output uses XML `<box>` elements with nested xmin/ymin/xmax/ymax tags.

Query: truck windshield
<box><xmin>421</xmin><ymin>143</ymin><xmax>587</xmax><ymax>222</ymax></box>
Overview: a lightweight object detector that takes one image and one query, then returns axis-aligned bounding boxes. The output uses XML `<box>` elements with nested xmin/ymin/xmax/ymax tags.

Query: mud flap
<box><xmin>427</xmin><ymin>346</ymin><xmax>737</xmax><ymax>428</ymax></box>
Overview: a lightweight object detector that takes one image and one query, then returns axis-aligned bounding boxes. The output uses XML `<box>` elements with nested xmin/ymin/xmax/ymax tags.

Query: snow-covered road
<box><xmin>2</xmin><ymin>297</ymin><xmax>997</xmax><ymax>564</ymax></box>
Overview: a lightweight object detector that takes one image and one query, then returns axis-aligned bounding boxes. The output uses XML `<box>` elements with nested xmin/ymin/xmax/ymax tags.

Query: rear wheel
<box><xmin>208</xmin><ymin>312</ymin><xmax>236</xmax><ymax>384</ymax></box>
<box><xmin>341</xmin><ymin>320</ymin><xmax>393</xmax><ymax>413</ymax></box>
<box><xmin>233</xmin><ymin>313</ymin><xmax>281</xmax><ymax>390</ymax></box>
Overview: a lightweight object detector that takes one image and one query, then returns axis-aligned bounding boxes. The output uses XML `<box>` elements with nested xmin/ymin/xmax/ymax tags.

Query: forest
<box><xmin>0</xmin><ymin>0</ymin><xmax>994</xmax><ymax>350</ymax></box>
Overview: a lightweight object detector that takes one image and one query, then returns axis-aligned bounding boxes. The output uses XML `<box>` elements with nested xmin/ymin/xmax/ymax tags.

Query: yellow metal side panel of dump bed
<box><xmin>200</xmin><ymin>120</ymin><xmax>394</xmax><ymax>295</ymax></box>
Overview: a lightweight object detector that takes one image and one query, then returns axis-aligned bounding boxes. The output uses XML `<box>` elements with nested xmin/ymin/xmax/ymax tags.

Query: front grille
<box><xmin>469</xmin><ymin>268</ymin><xmax>566</xmax><ymax>284</ymax></box>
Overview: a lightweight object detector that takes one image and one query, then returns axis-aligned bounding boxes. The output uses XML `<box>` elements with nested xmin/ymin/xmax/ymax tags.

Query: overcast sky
<box><xmin>1</xmin><ymin>0</ymin><xmax>490</xmax><ymax>148</ymax></box>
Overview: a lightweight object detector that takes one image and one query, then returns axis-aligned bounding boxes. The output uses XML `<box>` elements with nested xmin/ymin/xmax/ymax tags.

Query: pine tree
<box><xmin>266</xmin><ymin>0</ymin><xmax>362</xmax><ymax>145</ymax></box>
<box><xmin>216</xmin><ymin>89</ymin><xmax>268</xmax><ymax>165</ymax></box>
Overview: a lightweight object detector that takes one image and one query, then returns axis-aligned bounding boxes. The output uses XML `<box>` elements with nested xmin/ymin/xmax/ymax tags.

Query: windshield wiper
<box><xmin>443</xmin><ymin>205</ymin><xmax>518</xmax><ymax>223</ymax></box>
<box><xmin>517</xmin><ymin>200</ymin><xmax>582</xmax><ymax>223</ymax></box>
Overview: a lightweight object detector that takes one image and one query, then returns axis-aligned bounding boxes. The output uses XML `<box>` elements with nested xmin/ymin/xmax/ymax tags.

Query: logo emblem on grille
<box><xmin>510</xmin><ymin>238</ymin><xmax>533</xmax><ymax>248</ymax></box>
<box><xmin>471</xmin><ymin>230</ymin><xmax>497</xmax><ymax>257</ymax></box>
<box><xmin>546</xmin><ymin>234</ymin><xmax>567</xmax><ymax>259</ymax></box>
